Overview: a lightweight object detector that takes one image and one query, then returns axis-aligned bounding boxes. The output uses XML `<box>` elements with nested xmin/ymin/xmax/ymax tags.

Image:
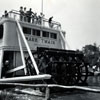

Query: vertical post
<box><xmin>41</xmin><ymin>0</ymin><xmax>43</xmax><ymax>14</ymax></box>
<box><xmin>45</xmin><ymin>87</ymin><xmax>50</xmax><ymax>100</ymax></box>
<box><xmin>0</xmin><ymin>50</ymin><xmax>4</xmax><ymax>78</ymax></box>
<box><xmin>41</xmin><ymin>0</ymin><xmax>44</xmax><ymax>26</ymax></box>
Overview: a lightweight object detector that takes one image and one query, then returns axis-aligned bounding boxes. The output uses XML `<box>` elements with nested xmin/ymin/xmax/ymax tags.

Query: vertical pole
<box><xmin>45</xmin><ymin>87</ymin><xmax>50</xmax><ymax>100</ymax></box>
<box><xmin>41</xmin><ymin>0</ymin><xmax>44</xmax><ymax>26</ymax></box>
<box><xmin>41</xmin><ymin>0</ymin><xmax>43</xmax><ymax>14</ymax></box>
<box><xmin>41</xmin><ymin>0</ymin><xmax>44</xmax><ymax>40</ymax></box>
<box><xmin>0</xmin><ymin>50</ymin><xmax>4</xmax><ymax>78</ymax></box>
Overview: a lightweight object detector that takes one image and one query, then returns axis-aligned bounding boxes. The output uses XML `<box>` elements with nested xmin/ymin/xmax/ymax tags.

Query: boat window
<box><xmin>50</xmin><ymin>33</ymin><xmax>57</xmax><ymax>39</ymax></box>
<box><xmin>0</xmin><ymin>24</ymin><xmax>3</xmax><ymax>39</ymax></box>
<box><xmin>42</xmin><ymin>31</ymin><xmax>49</xmax><ymax>37</ymax></box>
<box><xmin>23</xmin><ymin>27</ymin><xmax>31</xmax><ymax>34</ymax></box>
<box><xmin>32</xmin><ymin>29</ymin><xmax>40</xmax><ymax>36</ymax></box>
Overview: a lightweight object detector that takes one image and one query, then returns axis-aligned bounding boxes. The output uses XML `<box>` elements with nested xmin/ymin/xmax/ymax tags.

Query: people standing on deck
<box><xmin>37</xmin><ymin>15</ymin><xmax>42</xmax><ymax>25</ymax></box>
<box><xmin>40</xmin><ymin>13</ymin><xmax>45</xmax><ymax>25</ymax></box>
<box><xmin>48</xmin><ymin>16</ymin><xmax>53</xmax><ymax>28</ymax></box>
<box><xmin>24</xmin><ymin>7</ymin><xmax>27</xmax><ymax>22</ymax></box>
<box><xmin>4</xmin><ymin>10</ymin><xmax>8</xmax><ymax>17</ymax></box>
<box><xmin>32</xmin><ymin>13</ymin><xmax>35</xmax><ymax>23</ymax></box>
<box><xmin>26</xmin><ymin>8</ymin><xmax>34</xmax><ymax>23</ymax></box>
<box><xmin>33</xmin><ymin>13</ymin><xmax>37</xmax><ymax>24</ymax></box>
<box><xmin>19</xmin><ymin>6</ymin><xmax>24</xmax><ymax>21</ymax></box>
<box><xmin>2</xmin><ymin>60</ymin><xmax>9</xmax><ymax>78</ymax></box>
<box><xmin>37</xmin><ymin>13</ymin><xmax>44</xmax><ymax>25</ymax></box>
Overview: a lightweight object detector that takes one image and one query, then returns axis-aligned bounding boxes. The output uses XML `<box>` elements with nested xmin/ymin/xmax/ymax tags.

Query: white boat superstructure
<box><xmin>0</xmin><ymin>9</ymin><xmax>66</xmax><ymax>82</ymax></box>
<box><xmin>0</xmin><ymin>9</ymin><xmax>88</xmax><ymax>86</ymax></box>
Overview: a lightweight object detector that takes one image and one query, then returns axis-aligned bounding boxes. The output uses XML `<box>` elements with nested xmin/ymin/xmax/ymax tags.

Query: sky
<box><xmin>0</xmin><ymin>0</ymin><xmax>100</xmax><ymax>50</ymax></box>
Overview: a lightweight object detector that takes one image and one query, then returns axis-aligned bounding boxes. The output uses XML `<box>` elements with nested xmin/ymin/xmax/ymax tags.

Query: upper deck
<box><xmin>0</xmin><ymin>10</ymin><xmax>62</xmax><ymax>31</ymax></box>
<box><xmin>0</xmin><ymin>10</ymin><xmax>66</xmax><ymax>51</ymax></box>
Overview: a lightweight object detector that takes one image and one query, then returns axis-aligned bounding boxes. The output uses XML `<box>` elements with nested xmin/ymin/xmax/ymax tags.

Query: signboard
<box><xmin>26</xmin><ymin>36</ymin><xmax>56</xmax><ymax>45</ymax></box>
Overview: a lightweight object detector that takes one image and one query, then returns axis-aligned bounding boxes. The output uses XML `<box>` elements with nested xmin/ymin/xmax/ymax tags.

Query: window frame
<box><xmin>23</xmin><ymin>27</ymin><xmax>31</xmax><ymax>35</ymax></box>
<box><xmin>50</xmin><ymin>33</ymin><xmax>57</xmax><ymax>39</ymax></box>
<box><xmin>32</xmin><ymin>29</ymin><xmax>40</xmax><ymax>36</ymax></box>
<box><xmin>42</xmin><ymin>31</ymin><xmax>49</xmax><ymax>38</ymax></box>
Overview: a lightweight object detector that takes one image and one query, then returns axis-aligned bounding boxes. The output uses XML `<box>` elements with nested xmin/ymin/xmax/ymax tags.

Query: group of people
<box><xmin>19</xmin><ymin>6</ymin><xmax>44</xmax><ymax>25</ymax></box>
<box><xmin>19</xmin><ymin>6</ymin><xmax>54</xmax><ymax>27</ymax></box>
<box><xmin>1</xmin><ymin>7</ymin><xmax>54</xmax><ymax>28</ymax></box>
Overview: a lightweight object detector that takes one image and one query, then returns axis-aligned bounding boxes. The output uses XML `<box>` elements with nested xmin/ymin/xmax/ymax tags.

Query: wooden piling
<box><xmin>44</xmin><ymin>86</ymin><xmax>50</xmax><ymax>100</ymax></box>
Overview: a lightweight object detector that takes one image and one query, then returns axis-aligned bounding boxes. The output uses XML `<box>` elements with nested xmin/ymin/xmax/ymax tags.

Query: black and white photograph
<box><xmin>0</xmin><ymin>0</ymin><xmax>100</xmax><ymax>100</ymax></box>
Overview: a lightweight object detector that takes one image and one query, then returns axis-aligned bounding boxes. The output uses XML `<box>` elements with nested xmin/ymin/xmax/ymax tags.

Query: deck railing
<box><xmin>7</xmin><ymin>10</ymin><xmax>61</xmax><ymax>30</ymax></box>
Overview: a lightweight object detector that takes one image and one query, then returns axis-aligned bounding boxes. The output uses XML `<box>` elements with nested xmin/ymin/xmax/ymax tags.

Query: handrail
<box><xmin>6</xmin><ymin>10</ymin><xmax>61</xmax><ymax>30</ymax></box>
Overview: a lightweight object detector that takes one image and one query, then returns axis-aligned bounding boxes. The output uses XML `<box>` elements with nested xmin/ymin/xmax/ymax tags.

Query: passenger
<box><xmin>24</xmin><ymin>7</ymin><xmax>27</xmax><ymax>21</ymax></box>
<box><xmin>40</xmin><ymin>12</ymin><xmax>44</xmax><ymax>19</ymax></box>
<box><xmin>37</xmin><ymin>13</ymin><xmax>43</xmax><ymax>25</ymax></box>
<box><xmin>40</xmin><ymin>13</ymin><xmax>45</xmax><ymax>25</ymax></box>
<box><xmin>48</xmin><ymin>16</ymin><xmax>53</xmax><ymax>28</ymax></box>
<box><xmin>37</xmin><ymin>15</ymin><xmax>42</xmax><ymax>25</ymax></box>
<box><xmin>26</xmin><ymin>8</ymin><xmax>33</xmax><ymax>23</ymax></box>
<box><xmin>40</xmin><ymin>12</ymin><xmax>44</xmax><ymax>17</ymax></box>
<box><xmin>4</xmin><ymin>10</ymin><xmax>8</xmax><ymax>17</ymax></box>
<box><xmin>19</xmin><ymin>6</ymin><xmax>24</xmax><ymax>21</ymax></box>
<box><xmin>2</xmin><ymin>60</ymin><xmax>9</xmax><ymax>78</ymax></box>
<box><xmin>32</xmin><ymin>14</ymin><xmax>35</xmax><ymax>23</ymax></box>
<box><xmin>34</xmin><ymin>13</ymin><xmax>38</xmax><ymax>24</ymax></box>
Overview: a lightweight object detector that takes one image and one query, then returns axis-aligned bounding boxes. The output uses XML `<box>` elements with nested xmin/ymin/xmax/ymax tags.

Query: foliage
<box><xmin>82</xmin><ymin>43</ymin><xmax>100</xmax><ymax>70</ymax></box>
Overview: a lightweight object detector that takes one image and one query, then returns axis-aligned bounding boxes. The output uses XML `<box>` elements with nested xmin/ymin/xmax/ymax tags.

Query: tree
<box><xmin>82</xmin><ymin>43</ymin><xmax>100</xmax><ymax>71</ymax></box>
